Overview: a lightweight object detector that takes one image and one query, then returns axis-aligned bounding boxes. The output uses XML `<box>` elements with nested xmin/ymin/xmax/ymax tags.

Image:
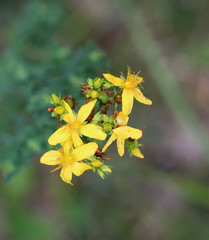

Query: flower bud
<box><xmin>87</xmin><ymin>78</ymin><xmax>94</xmax><ymax>88</ymax></box>
<box><xmin>51</xmin><ymin>111</ymin><xmax>57</xmax><ymax>117</ymax></box>
<box><xmin>103</xmin><ymin>123</ymin><xmax>112</xmax><ymax>132</ymax></box>
<box><xmin>93</xmin><ymin>112</ymin><xmax>102</xmax><ymax>123</ymax></box>
<box><xmin>100</xmin><ymin>165</ymin><xmax>112</xmax><ymax>173</ymax></box>
<box><xmin>99</xmin><ymin>92</ymin><xmax>108</xmax><ymax>103</ymax></box>
<box><xmin>98</xmin><ymin>169</ymin><xmax>105</xmax><ymax>179</ymax></box>
<box><xmin>91</xmin><ymin>90</ymin><xmax>99</xmax><ymax>98</ymax></box>
<box><xmin>94</xmin><ymin>78</ymin><xmax>102</xmax><ymax>89</ymax></box>
<box><xmin>91</xmin><ymin>160</ymin><xmax>103</xmax><ymax>167</ymax></box>
<box><xmin>131</xmin><ymin>147</ymin><xmax>144</xmax><ymax>158</ymax></box>
<box><xmin>103</xmin><ymin>81</ymin><xmax>113</xmax><ymax>89</ymax></box>
<box><xmin>109</xmin><ymin>115</ymin><xmax>114</xmax><ymax>124</ymax></box>
<box><xmin>102</xmin><ymin>114</ymin><xmax>109</xmax><ymax>122</ymax></box>
<box><xmin>65</xmin><ymin>99</ymin><xmax>73</xmax><ymax>108</ymax></box>
<box><xmin>54</xmin><ymin>106</ymin><xmax>64</xmax><ymax>114</ymax></box>
<box><xmin>51</xmin><ymin>93</ymin><xmax>60</xmax><ymax>105</ymax></box>
<box><xmin>84</xmin><ymin>89</ymin><xmax>91</xmax><ymax>98</ymax></box>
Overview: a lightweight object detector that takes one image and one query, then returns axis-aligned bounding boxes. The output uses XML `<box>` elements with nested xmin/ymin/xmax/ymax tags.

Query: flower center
<box><xmin>125</xmin><ymin>74</ymin><xmax>143</xmax><ymax>89</ymax></box>
<box><xmin>69</xmin><ymin>120</ymin><xmax>81</xmax><ymax>130</ymax></box>
<box><xmin>60</xmin><ymin>155</ymin><xmax>74</xmax><ymax>166</ymax></box>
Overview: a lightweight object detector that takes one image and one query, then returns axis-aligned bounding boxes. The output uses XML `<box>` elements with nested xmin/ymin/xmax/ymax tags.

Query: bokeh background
<box><xmin>1</xmin><ymin>0</ymin><xmax>209</xmax><ymax>239</ymax></box>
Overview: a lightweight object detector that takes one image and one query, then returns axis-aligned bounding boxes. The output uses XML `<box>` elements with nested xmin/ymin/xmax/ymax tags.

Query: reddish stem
<box><xmin>140</xmin><ymin>125</ymin><xmax>146</xmax><ymax>132</ymax></box>
<box><xmin>57</xmin><ymin>114</ymin><xmax>62</xmax><ymax>127</ymax></box>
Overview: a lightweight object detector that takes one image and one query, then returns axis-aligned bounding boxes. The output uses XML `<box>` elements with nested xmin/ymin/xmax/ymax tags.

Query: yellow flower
<box><xmin>102</xmin><ymin>111</ymin><xmax>142</xmax><ymax>156</ymax></box>
<box><xmin>103</xmin><ymin>67</ymin><xmax>152</xmax><ymax>115</ymax></box>
<box><xmin>40</xmin><ymin>142</ymin><xmax>98</xmax><ymax>184</ymax></box>
<box><xmin>48</xmin><ymin>99</ymin><xmax>107</xmax><ymax>148</ymax></box>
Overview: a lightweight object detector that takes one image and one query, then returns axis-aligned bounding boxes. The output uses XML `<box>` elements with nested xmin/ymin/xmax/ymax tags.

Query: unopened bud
<box><xmin>65</xmin><ymin>99</ymin><xmax>73</xmax><ymax>108</ymax></box>
<box><xmin>91</xmin><ymin>90</ymin><xmax>99</xmax><ymax>99</ymax></box>
<box><xmin>87</xmin><ymin>78</ymin><xmax>94</xmax><ymax>88</ymax></box>
<box><xmin>52</xmin><ymin>93</ymin><xmax>60</xmax><ymax>105</ymax></box>
<box><xmin>131</xmin><ymin>147</ymin><xmax>144</xmax><ymax>158</ymax></box>
<box><xmin>54</xmin><ymin>106</ymin><xmax>64</xmax><ymax>114</ymax></box>
<box><xmin>102</xmin><ymin>114</ymin><xmax>109</xmax><ymax>122</ymax></box>
<box><xmin>103</xmin><ymin>123</ymin><xmax>112</xmax><ymax>132</ymax></box>
<box><xmin>93</xmin><ymin>112</ymin><xmax>102</xmax><ymax>123</ymax></box>
<box><xmin>91</xmin><ymin>160</ymin><xmax>103</xmax><ymax>167</ymax></box>
<box><xmin>85</xmin><ymin>90</ymin><xmax>91</xmax><ymax>98</ymax></box>
<box><xmin>99</xmin><ymin>92</ymin><xmax>109</xmax><ymax>103</ymax></box>
<box><xmin>100</xmin><ymin>165</ymin><xmax>112</xmax><ymax>173</ymax></box>
<box><xmin>103</xmin><ymin>81</ymin><xmax>113</xmax><ymax>89</ymax></box>
<box><xmin>94</xmin><ymin>78</ymin><xmax>102</xmax><ymax>89</ymax></box>
<box><xmin>109</xmin><ymin>115</ymin><xmax>114</xmax><ymax>124</ymax></box>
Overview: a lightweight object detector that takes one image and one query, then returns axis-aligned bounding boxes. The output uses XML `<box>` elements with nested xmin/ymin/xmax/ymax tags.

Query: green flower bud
<box><xmin>97</xmin><ymin>169</ymin><xmax>105</xmax><ymax>179</ymax></box>
<box><xmin>102</xmin><ymin>114</ymin><xmax>109</xmax><ymax>122</ymax></box>
<box><xmin>109</xmin><ymin>115</ymin><xmax>115</xmax><ymax>124</ymax></box>
<box><xmin>87</xmin><ymin>78</ymin><xmax>94</xmax><ymax>88</ymax></box>
<box><xmin>99</xmin><ymin>92</ymin><xmax>109</xmax><ymax>103</ymax></box>
<box><xmin>93</xmin><ymin>112</ymin><xmax>102</xmax><ymax>123</ymax></box>
<box><xmin>103</xmin><ymin>123</ymin><xmax>112</xmax><ymax>132</ymax></box>
<box><xmin>94</xmin><ymin>78</ymin><xmax>103</xmax><ymax>89</ymax></box>
<box><xmin>85</xmin><ymin>89</ymin><xmax>91</xmax><ymax>98</ymax></box>
<box><xmin>51</xmin><ymin>93</ymin><xmax>60</xmax><ymax>105</ymax></box>
<box><xmin>115</xmin><ymin>94</ymin><xmax>122</xmax><ymax>100</ymax></box>
<box><xmin>65</xmin><ymin>99</ymin><xmax>73</xmax><ymax>108</ymax></box>
<box><xmin>100</xmin><ymin>165</ymin><xmax>112</xmax><ymax>173</ymax></box>
<box><xmin>91</xmin><ymin>90</ymin><xmax>99</xmax><ymax>98</ymax></box>
<box><xmin>103</xmin><ymin>81</ymin><xmax>113</xmax><ymax>89</ymax></box>
<box><xmin>88</xmin><ymin>156</ymin><xmax>97</xmax><ymax>161</ymax></box>
<box><xmin>112</xmin><ymin>119</ymin><xmax>117</xmax><ymax>128</ymax></box>
<box><xmin>51</xmin><ymin>111</ymin><xmax>57</xmax><ymax>117</ymax></box>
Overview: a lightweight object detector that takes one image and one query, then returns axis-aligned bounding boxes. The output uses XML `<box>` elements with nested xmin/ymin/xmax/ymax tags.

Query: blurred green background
<box><xmin>1</xmin><ymin>0</ymin><xmax>209</xmax><ymax>239</ymax></box>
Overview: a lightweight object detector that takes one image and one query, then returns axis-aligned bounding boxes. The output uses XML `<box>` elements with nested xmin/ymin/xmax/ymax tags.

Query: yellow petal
<box><xmin>48</xmin><ymin>125</ymin><xmax>70</xmax><ymax>145</ymax></box>
<box><xmin>60</xmin><ymin>165</ymin><xmax>73</xmax><ymax>185</ymax></box>
<box><xmin>116</xmin><ymin>112</ymin><xmax>129</xmax><ymax>126</ymax></box>
<box><xmin>126</xmin><ymin>126</ymin><xmax>142</xmax><ymax>139</ymax></box>
<box><xmin>72</xmin><ymin>162</ymin><xmax>92</xmax><ymax>176</ymax></box>
<box><xmin>113</xmin><ymin>127</ymin><xmax>129</xmax><ymax>139</ymax></box>
<box><xmin>131</xmin><ymin>147</ymin><xmax>144</xmax><ymax>158</ymax></box>
<box><xmin>72</xmin><ymin>131</ymin><xmax>83</xmax><ymax>148</ymax></box>
<box><xmin>77</xmin><ymin>99</ymin><xmax>97</xmax><ymax>123</ymax></box>
<box><xmin>71</xmin><ymin>142</ymin><xmax>98</xmax><ymax>161</ymax></box>
<box><xmin>122</xmin><ymin>88</ymin><xmax>134</xmax><ymax>115</ymax></box>
<box><xmin>113</xmin><ymin>126</ymin><xmax>142</xmax><ymax>139</ymax></box>
<box><xmin>62</xmin><ymin>101</ymin><xmax>76</xmax><ymax>123</ymax></box>
<box><xmin>61</xmin><ymin>139</ymin><xmax>72</xmax><ymax>156</ymax></box>
<box><xmin>132</xmin><ymin>87</ymin><xmax>152</xmax><ymax>105</ymax></box>
<box><xmin>40</xmin><ymin>150</ymin><xmax>62</xmax><ymax>165</ymax></box>
<box><xmin>117</xmin><ymin>137</ymin><xmax>125</xmax><ymax>156</ymax></box>
<box><xmin>103</xmin><ymin>73</ymin><xmax>125</xmax><ymax>87</ymax></box>
<box><xmin>102</xmin><ymin>133</ymin><xmax>117</xmax><ymax>152</ymax></box>
<box><xmin>79</xmin><ymin>124</ymin><xmax>107</xmax><ymax>140</ymax></box>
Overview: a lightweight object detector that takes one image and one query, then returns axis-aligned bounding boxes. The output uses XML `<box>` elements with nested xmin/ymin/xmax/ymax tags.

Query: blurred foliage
<box><xmin>0</xmin><ymin>1</ymin><xmax>108</xmax><ymax>180</ymax></box>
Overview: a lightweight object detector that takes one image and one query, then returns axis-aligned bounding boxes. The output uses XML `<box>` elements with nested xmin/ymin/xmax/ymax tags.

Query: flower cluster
<box><xmin>40</xmin><ymin>67</ymin><xmax>152</xmax><ymax>185</ymax></box>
